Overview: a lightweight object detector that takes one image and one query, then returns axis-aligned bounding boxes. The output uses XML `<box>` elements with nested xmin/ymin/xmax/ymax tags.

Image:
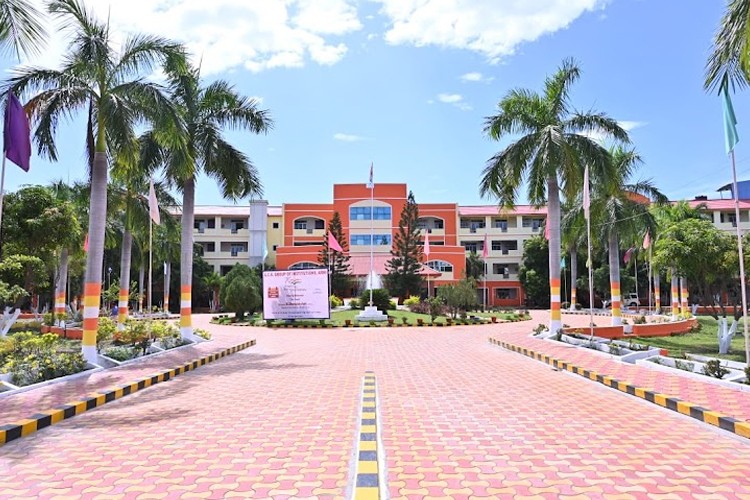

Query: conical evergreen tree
<box><xmin>386</xmin><ymin>191</ymin><xmax>423</xmax><ymax>299</ymax></box>
<box><xmin>318</xmin><ymin>211</ymin><xmax>351</xmax><ymax>297</ymax></box>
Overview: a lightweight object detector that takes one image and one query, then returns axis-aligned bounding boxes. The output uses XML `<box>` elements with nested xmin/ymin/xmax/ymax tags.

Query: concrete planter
<box><xmin>0</xmin><ymin>362</ymin><xmax>103</xmax><ymax>398</ymax></box>
<box><xmin>636</xmin><ymin>355</ymin><xmax>750</xmax><ymax>391</ymax></box>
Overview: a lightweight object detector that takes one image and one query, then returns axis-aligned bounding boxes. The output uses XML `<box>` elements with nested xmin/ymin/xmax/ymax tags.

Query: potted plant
<box><xmin>491</xmin><ymin>316</ymin><xmax>497</xmax><ymax>323</ymax></box>
<box><xmin>417</xmin><ymin>318</ymin><xmax>424</xmax><ymax>326</ymax></box>
<box><xmin>344</xmin><ymin>319</ymin><xmax>352</xmax><ymax>327</ymax></box>
<box><xmin>387</xmin><ymin>317</ymin><xmax>395</xmax><ymax>326</ymax></box>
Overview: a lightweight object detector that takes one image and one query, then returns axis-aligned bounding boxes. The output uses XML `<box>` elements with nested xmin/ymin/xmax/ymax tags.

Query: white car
<box><xmin>604</xmin><ymin>293</ymin><xmax>640</xmax><ymax>308</ymax></box>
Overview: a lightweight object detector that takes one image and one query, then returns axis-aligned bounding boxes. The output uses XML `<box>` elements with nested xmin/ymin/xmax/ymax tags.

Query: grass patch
<box><xmin>630</xmin><ymin>316</ymin><xmax>747</xmax><ymax>363</ymax></box>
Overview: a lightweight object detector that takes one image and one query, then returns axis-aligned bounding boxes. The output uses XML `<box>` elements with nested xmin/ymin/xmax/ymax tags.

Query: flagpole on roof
<box><xmin>722</xmin><ymin>83</ymin><xmax>750</xmax><ymax>367</ymax></box>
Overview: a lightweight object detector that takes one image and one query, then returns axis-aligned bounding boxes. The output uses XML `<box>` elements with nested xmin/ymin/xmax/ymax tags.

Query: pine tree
<box><xmin>386</xmin><ymin>191</ymin><xmax>424</xmax><ymax>299</ymax></box>
<box><xmin>318</xmin><ymin>211</ymin><xmax>352</xmax><ymax>297</ymax></box>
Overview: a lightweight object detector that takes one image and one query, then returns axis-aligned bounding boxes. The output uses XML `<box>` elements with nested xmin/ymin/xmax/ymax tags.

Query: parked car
<box><xmin>603</xmin><ymin>293</ymin><xmax>640</xmax><ymax>308</ymax></box>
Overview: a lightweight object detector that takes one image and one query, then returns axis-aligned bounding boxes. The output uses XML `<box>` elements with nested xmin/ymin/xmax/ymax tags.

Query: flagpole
<box><xmin>148</xmin><ymin>216</ymin><xmax>153</xmax><ymax>318</ymax></box>
<box><xmin>634</xmin><ymin>253</ymin><xmax>638</xmax><ymax>309</ymax></box>
<box><xmin>730</xmin><ymin>149</ymin><xmax>750</xmax><ymax>366</ymax></box>
<box><xmin>369</xmin><ymin>175</ymin><xmax>374</xmax><ymax>307</ymax></box>
<box><xmin>648</xmin><ymin>247</ymin><xmax>653</xmax><ymax>314</ymax></box>
<box><xmin>328</xmin><ymin>246</ymin><xmax>332</xmax><ymax>317</ymax></box>
<box><xmin>0</xmin><ymin>155</ymin><xmax>6</xmax><ymax>243</ymax></box>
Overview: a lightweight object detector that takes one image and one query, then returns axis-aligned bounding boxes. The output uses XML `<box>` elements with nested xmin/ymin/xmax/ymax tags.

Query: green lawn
<box><xmin>630</xmin><ymin>316</ymin><xmax>748</xmax><ymax>363</ymax></box>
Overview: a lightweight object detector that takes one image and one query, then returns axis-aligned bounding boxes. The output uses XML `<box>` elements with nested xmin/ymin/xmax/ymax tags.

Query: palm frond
<box><xmin>705</xmin><ymin>0</ymin><xmax>750</xmax><ymax>91</ymax></box>
<box><xmin>544</xmin><ymin>57</ymin><xmax>580</xmax><ymax>120</ymax></box>
<box><xmin>0</xmin><ymin>0</ymin><xmax>47</xmax><ymax>58</ymax></box>
<box><xmin>204</xmin><ymin>138</ymin><xmax>262</xmax><ymax>201</ymax></box>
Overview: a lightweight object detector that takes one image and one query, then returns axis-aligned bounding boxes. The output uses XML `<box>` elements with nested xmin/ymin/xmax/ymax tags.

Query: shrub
<box><xmin>426</xmin><ymin>296</ymin><xmax>446</xmax><ymax>321</ymax></box>
<box><xmin>103</xmin><ymin>345</ymin><xmax>139</xmax><ymax>362</ymax></box>
<box><xmin>116</xmin><ymin>320</ymin><xmax>152</xmax><ymax>354</ymax></box>
<box><xmin>96</xmin><ymin>317</ymin><xmax>117</xmax><ymax>349</ymax></box>
<box><xmin>330</xmin><ymin>295</ymin><xmax>343</xmax><ymax>308</ymax></box>
<box><xmin>160</xmin><ymin>335</ymin><xmax>189</xmax><ymax>350</ymax></box>
<box><xmin>403</xmin><ymin>295</ymin><xmax>421</xmax><ymax>308</ymax></box>
<box><xmin>608</xmin><ymin>343</ymin><xmax>621</xmax><ymax>355</ymax></box>
<box><xmin>702</xmin><ymin>359</ymin><xmax>730</xmax><ymax>379</ymax></box>
<box><xmin>194</xmin><ymin>328</ymin><xmax>212</xmax><ymax>340</ymax></box>
<box><xmin>745</xmin><ymin>365</ymin><xmax>750</xmax><ymax>385</ymax></box>
<box><xmin>561</xmin><ymin>301</ymin><xmax>570</xmax><ymax>309</ymax></box>
<box><xmin>632</xmin><ymin>315</ymin><xmax>647</xmax><ymax>325</ymax></box>
<box><xmin>2</xmin><ymin>332</ymin><xmax>87</xmax><ymax>386</ymax></box>
<box><xmin>220</xmin><ymin>264</ymin><xmax>262</xmax><ymax>320</ymax></box>
<box><xmin>42</xmin><ymin>312</ymin><xmax>55</xmax><ymax>326</ymax></box>
<box><xmin>532</xmin><ymin>323</ymin><xmax>547</xmax><ymax>336</ymax></box>
<box><xmin>348</xmin><ymin>298</ymin><xmax>360</xmax><ymax>310</ymax></box>
<box><xmin>358</xmin><ymin>289</ymin><xmax>396</xmax><ymax>312</ymax></box>
<box><xmin>150</xmin><ymin>320</ymin><xmax>179</xmax><ymax>340</ymax></box>
<box><xmin>674</xmin><ymin>359</ymin><xmax>695</xmax><ymax>372</ymax></box>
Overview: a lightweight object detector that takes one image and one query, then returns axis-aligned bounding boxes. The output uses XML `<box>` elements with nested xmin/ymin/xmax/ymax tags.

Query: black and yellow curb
<box><xmin>489</xmin><ymin>337</ymin><xmax>750</xmax><ymax>441</ymax></box>
<box><xmin>0</xmin><ymin>340</ymin><xmax>256</xmax><ymax>446</ymax></box>
<box><xmin>352</xmin><ymin>371</ymin><xmax>382</xmax><ymax>500</ymax></box>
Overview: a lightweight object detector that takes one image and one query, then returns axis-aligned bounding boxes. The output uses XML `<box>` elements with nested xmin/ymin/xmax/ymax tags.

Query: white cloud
<box><xmin>24</xmin><ymin>0</ymin><xmax>363</xmax><ymax>74</ymax></box>
<box><xmin>460</xmin><ymin>72</ymin><xmax>493</xmax><ymax>83</ymax></box>
<box><xmin>437</xmin><ymin>93</ymin><xmax>472</xmax><ymax>111</ymax></box>
<box><xmin>334</xmin><ymin>133</ymin><xmax>368</xmax><ymax>142</ymax></box>
<box><xmin>374</xmin><ymin>0</ymin><xmax>607</xmax><ymax>62</ymax></box>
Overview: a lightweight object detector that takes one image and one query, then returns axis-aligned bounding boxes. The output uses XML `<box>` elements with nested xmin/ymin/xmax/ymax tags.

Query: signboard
<box><xmin>262</xmin><ymin>269</ymin><xmax>330</xmax><ymax>319</ymax></box>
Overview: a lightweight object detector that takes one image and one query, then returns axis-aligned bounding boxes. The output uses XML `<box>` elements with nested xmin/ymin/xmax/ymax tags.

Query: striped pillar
<box><xmin>570</xmin><ymin>288</ymin><xmax>577</xmax><ymax>310</ymax></box>
<box><xmin>117</xmin><ymin>288</ymin><xmax>129</xmax><ymax>330</ymax></box>
<box><xmin>610</xmin><ymin>282</ymin><xmax>622</xmax><ymax>326</ymax></box>
<box><xmin>549</xmin><ymin>277</ymin><xmax>562</xmax><ymax>334</ymax></box>
<box><xmin>680</xmin><ymin>278</ymin><xmax>689</xmax><ymax>315</ymax></box>
<box><xmin>654</xmin><ymin>280</ymin><xmax>661</xmax><ymax>314</ymax></box>
<box><xmin>54</xmin><ymin>291</ymin><xmax>66</xmax><ymax>321</ymax></box>
<box><xmin>671</xmin><ymin>274</ymin><xmax>679</xmax><ymax>317</ymax></box>
<box><xmin>180</xmin><ymin>284</ymin><xmax>192</xmax><ymax>338</ymax></box>
<box><xmin>81</xmin><ymin>282</ymin><xmax>102</xmax><ymax>361</ymax></box>
<box><xmin>163</xmin><ymin>291</ymin><xmax>169</xmax><ymax>314</ymax></box>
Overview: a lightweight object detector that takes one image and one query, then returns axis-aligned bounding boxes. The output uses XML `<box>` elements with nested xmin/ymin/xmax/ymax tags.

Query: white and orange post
<box><xmin>163</xmin><ymin>262</ymin><xmax>170</xmax><ymax>314</ymax></box>
<box><xmin>550</xmin><ymin>277</ymin><xmax>562</xmax><ymax>334</ymax></box>
<box><xmin>654</xmin><ymin>275</ymin><xmax>661</xmax><ymax>314</ymax></box>
<box><xmin>117</xmin><ymin>288</ymin><xmax>129</xmax><ymax>329</ymax></box>
<box><xmin>180</xmin><ymin>284</ymin><xmax>191</xmax><ymax>338</ymax></box>
<box><xmin>81</xmin><ymin>282</ymin><xmax>101</xmax><ymax>361</ymax></box>
<box><xmin>610</xmin><ymin>282</ymin><xmax>622</xmax><ymax>326</ymax></box>
<box><xmin>53</xmin><ymin>248</ymin><xmax>69</xmax><ymax>325</ymax></box>
<box><xmin>671</xmin><ymin>272</ymin><xmax>680</xmax><ymax>318</ymax></box>
<box><xmin>680</xmin><ymin>277</ymin><xmax>689</xmax><ymax>316</ymax></box>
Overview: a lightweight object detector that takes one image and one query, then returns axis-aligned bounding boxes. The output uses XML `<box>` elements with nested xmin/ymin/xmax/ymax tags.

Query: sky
<box><xmin>0</xmin><ymin>0</ymin><xmax>746</xmax><ymax>208</ymax></box>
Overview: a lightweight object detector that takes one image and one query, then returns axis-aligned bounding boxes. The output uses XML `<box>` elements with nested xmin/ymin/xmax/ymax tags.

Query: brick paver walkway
<box><xmin>493</xmin><ymin>311</ymin><xmax>750</xmax><ymax>425</ymax></box>
<box><xmin>1</xmin><ymin>313</ymin><xmax>749</xmax><ymax>498</ymax></box>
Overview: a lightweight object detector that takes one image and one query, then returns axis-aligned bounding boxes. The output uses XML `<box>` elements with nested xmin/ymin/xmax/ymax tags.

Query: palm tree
<box><xmin>480</xmin><ymin>58</ymin><xmax>629</xmax><ymax>333</ymax></box>
<box><xmin>583</xmin><ymin>147</ymin><xmax>667</xmax><ymax>325</ymax></box>
<box><xmin>203</xmin><ymin>272</ymin><xmax>223</xmax><ymax>312</ymax></box>
<box><xmin>0</xmin><ymin>0</ymin><xmax>46</xmax><ymax>58</ymax></box>
<box><xmin>706</xmin><ymin>0</ymin><xmax>750</xmax><ymax>91</ymax></box>
<box><xmin>148</xmin><ymin>64</ymin><xmax>272</xmax><ymax>338</ymax></box>
<box><xmin>6</xmin><ymin>0</ymin><xmax>186</xmax><ymax>362</ymax></box>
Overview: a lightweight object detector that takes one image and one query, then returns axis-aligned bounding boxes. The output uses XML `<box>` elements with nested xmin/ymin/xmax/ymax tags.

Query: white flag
<box><xmin>583</xmin><ymin>165</ymin><xmax>590</xmax><ymax>220</ymax></box>
<box><xmin>424</xmin><ymin>230</ymin><xmax>430</xmax><ymax>257</ymax></box>
<box><xmin>148</xmin><ymin>180</ymin><xmax>160</xmax><ymax>224</ymax></box>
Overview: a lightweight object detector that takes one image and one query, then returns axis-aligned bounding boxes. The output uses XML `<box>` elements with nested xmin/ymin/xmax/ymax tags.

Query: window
<box><xmin>433</xmin><ymin>219</ymin><xmax>444</xmax><ymax>229</ymax></box>
<box><xmin>522</xmin><ymin>217</ymin><xmax>545</xmax><ymax>230</ymax></box>
<box><xmin>372</xmin><ymin>207</ymin><xmax>391</xmax><ymax>220</ymax></box>
<box><xmin>427</xmin><ymin>260</ymin><xmax>453</xmax><ymax>272</ymax></box>
<box><xmin>494</xmin><ymin>219</ymin><xmax>508</xmax><ymax>231</ymax></box>
<box><xmin>289</xmin><ymin>262</ymin><xmax>320</xmax><ymax>270</ymax></box>
<box><xmin>491</xmin><ymin>240</ymin><xmax>518</xmax><ymax>254</ymax></box>
<box><xmin>721</xmin><ymin>212</ymin><xmax>737</xmax><ymax>226</ymax></box>
<box><xmin>230</xmin><ymin>243</ymin><xmax>247</xmax><ymax>256</ymax></box>
<box><xmin>495</xmin><ymin>288</ymin><xmax>518</xmax><ymax>299</ymax></box>
<box><xmin>207</xmin><ymin>218</ymin><xmax>216</xmax><ymax>229</ymax></box>
<box><xmin>314</xmin><ymin>219</ymin><xmax>325</xmax><ymax>230</ymax></box>
<box><xmin>350</xmin><ymin>207</ymin><xmax>370</xmax><ymax>220</ymax></box>
<box><xmin>493</xmin><ymin>264</ymin><xmax>517</xmax><ymax>276</ymax></box>
<box><xmin>460</xmin><ymin>219</ymin><xmax>486</xmax><ymax>229</ymax></box>
<box><xmin>272</xmin><ymin>245</ymin><xmax>278</xmax><ymax>251</ymax></box>
<box><xmin>350</xmin><ymin>234</ymin><xmax>391</xmax><ymax>246</ymax></box>
<box><xmin>220</xmin><ymin>265</ymin><xmax>233</xmax><ymax>276</ymax></box>
<box><xmin>205</xmin><ymin>242</ymin><xmax>215</xmax><ymax>253</ymax></box>
<box><xmin>463</xmin><ymin>242</ymin><xmax>478</xmax><ymax>253</ymax></box>
<box><xmin>294</xmin><ymin>220</ymin><xmax>307</xmax><ymax>230</ymax></box>
<box><xmin>272</xmin><ymin>222</ymin><xmax>279</xmax><ymax>229</ymax></box>
<box><xmin>294</xmin><ymin>242</ymin><xmax>321</xmax><ymax>247</ymax></box>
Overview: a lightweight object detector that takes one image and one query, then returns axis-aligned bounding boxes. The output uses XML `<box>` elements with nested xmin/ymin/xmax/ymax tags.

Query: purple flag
<box><xmin>3</xmin><ymin>93</ymin><xmax>31</xmax><ymax>172</ymax></box>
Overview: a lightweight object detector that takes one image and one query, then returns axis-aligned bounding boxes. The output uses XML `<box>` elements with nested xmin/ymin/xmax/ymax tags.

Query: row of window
<box><xmin>294</xmin><ymin>219</ymin><xmax>326</xmax><ymax>230</ymax></box>
<box><xmin>351</xmin><ymin>234</ymin><xmax>392</xmax><ymax>246</ymax></box>
<box><xmin>462</xmin><ymin>241</ymin><xmax>519</xmax><ymax>253</ymax></box>
<box><xmin>350</xmin><ymin>207</ymin><xmax>392</xmax><ymax>220</ymax></box>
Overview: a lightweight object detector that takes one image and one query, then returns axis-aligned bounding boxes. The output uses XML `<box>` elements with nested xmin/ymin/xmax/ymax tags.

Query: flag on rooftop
<box><xmin>367</xmin><ymin>162</ymin><xmax>374</xmax><ymax>189</ymax></box>
<box><xmin>722</xmin><ymin>83</ymin><xmax>739</xmax><ymax>154</ymax></box>
<box><xmin>3</xmin><ymin>92</ymin><xmax>31</xmax><ymax>172</ymax></box>
<box><xmin>148</xmin><ymin>180</ymin><xmax>160</xmax><ymax>224</ymax></box>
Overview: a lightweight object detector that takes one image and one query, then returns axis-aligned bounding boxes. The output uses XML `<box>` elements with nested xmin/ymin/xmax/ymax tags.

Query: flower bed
<box><xmin>637</xmin><ymin>354</ymin><xmax>750</xmax><ymax>389</ymax></box>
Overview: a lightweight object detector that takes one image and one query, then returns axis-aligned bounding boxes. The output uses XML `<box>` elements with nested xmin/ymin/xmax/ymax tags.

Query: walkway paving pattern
<box><xmin>0</xmin><ymin>312</ymin><xmax>749</xmax><ymax>498</ymax></box>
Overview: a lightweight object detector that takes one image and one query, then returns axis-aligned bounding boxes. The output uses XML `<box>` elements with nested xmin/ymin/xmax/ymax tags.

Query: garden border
<box><xmin>211</xmin><ymin>317</ymin><xmax>530</xmax><ymax>329</ymax></box>
<box><xmin>489</xmin><ymin>337</ymin><xmax>750</xmax><ymax>441</ymax></box>
<box><xmin>0</xmin><ymin>339</ymin><xmax>256</xmax><ymax>446</ymax></box>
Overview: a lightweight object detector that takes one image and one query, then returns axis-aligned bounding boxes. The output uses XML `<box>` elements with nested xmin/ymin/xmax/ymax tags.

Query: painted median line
<box><xmin>489</xmin><ymin>337</ymin><xmax>750</xmax><ymax>441</ymax></box>
<box><xmin>0</xmin><ymin>339</ymin><xmax>256</xmax><ymax>446</ymax></box>
<box><xmin>349</xmin><ymin>371</ymin><xmax>387</xmax><ymax>500</ymax></box>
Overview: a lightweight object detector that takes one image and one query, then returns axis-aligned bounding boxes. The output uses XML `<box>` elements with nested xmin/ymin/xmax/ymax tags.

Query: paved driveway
<box><xmin>1</xmin><ymin>313</ymin><xmax>750</xmax><ymax>499</ymax></box>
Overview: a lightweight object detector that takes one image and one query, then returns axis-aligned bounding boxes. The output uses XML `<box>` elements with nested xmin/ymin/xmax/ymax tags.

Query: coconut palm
<box><xmin>706</xmin><ymin>0</ymin><xmax>750</xmax><ymax>91</ymax></box>
<box><xmin>146</xmin><ymin>64</ymin><xmax>272</xmax><ymax>338</ymax></box>
<box><xmin>0</xmin><ymin>0</ymin><xmax>46</xmax><ymax>58</ymax></box>
<box><xmin>582</xmin><ymin>147</ymin><xmax>667</xmax><ymax>325</ymax></box>
<box><xmin>480</xmin><ymin>58</ymin><xmax>629</xmax><ymax>333</ymax></box>
<box><xmin>5</xmin><ymin>0</ymin><xmax>186</xmax><ymax>361</ymax></box>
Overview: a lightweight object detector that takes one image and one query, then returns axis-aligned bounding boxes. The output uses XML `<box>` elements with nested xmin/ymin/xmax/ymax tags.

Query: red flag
<box><xmin>623</xmin><ymin>247</ymin><xmax>635</xmax><ymax>264</ymax></box>
<box><xmin>424</xmin><ymin>230</ymin><xmax>430</xmax><ymax>257</ymax></box>
<box><xmin>482</xmin><ymin>234</ymin><xmax>489</xmax><ymax>258</ymax></box>
<box><xmin>643</xmin><ymin>231</ymin><xmax>651</xmax><ymax>249</ymax></box>
<box><xmin>327</xmin><ymin>231</ymin><xmax>343</xmax><ymax>252</ymax></box>
<box><xmin>3</xmin><ymin>92</ymin><xmax>31</xmax><ymax>172</ymax></box>
<box><xmin>83</xmin><ymin>233</ymin><xmax>89</xmax><ymax>252</ymax></box>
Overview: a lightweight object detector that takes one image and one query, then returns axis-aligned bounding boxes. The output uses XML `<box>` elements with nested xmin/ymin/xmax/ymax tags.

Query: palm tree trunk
<box><xmin>138</xmin><ymin>263</ymin><xmax>145</xmax><ymax>314</ymax></box>
<box><xmin>608</xmin><ymin>234</ymin><xmax>622</xmax><ymax>326</ymax></box>
<box><xmin>54</xmin><ymin>248</ymin><xmax>69</xmax><ymax>325</ymax></box>
<box><xmin>180</xmin><ymin>177</ymin><xmax>195</xmax><ymax>339</ymax></box>
<box><xmin>547</xmin><ymin>176</ymin><xmax>562</xmax><ymax>334</ymax></box>
<box><xmin>117</xmin><ymin>230</ymin><xmax>132</xmax><ymax>330</ymax></box>
<box><xmin>81</xmin><ymin>151</ymin><xmax>108</xmax><ymax>363</ymax></box>
<box><xmin>654</xmin><ymin>271</ymin><xmax>661</xmax><ymax>313</ymax></box>
<box><xmin>671</xmin><ymin>268</ymin><xmax>680</xmax><ymax>317</ymax></box>
<box><xmin>569</xmin><ymin>248</ymin><xmax>577</xmax><ymax>310</ymax></box>
<box><xmin>163</xmin><ymin>261</ymin><xmax>171</xmax><ymax>313</ymax></box>
<box><xmin>680</xmin><ymin>277</ymin><xmax>689</xmax><ymax>315</ymax></box>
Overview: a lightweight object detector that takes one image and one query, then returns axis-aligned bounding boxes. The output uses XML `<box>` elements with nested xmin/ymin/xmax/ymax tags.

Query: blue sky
<box><xmin>1</xmin><ymin>0</ymin><xmax>745</xmax><ymax>207</ymax></box>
